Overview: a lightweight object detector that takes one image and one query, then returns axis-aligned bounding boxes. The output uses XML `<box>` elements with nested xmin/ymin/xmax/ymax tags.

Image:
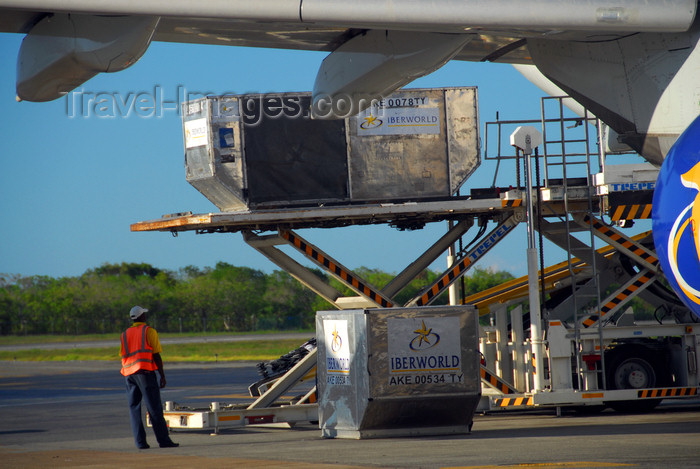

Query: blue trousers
<box><xmin>125</xmin><ymin>371</ymin><xmax>171</xmax><ymax>448</ymax></box>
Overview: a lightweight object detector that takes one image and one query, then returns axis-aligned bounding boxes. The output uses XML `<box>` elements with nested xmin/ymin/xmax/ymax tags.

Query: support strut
<box><xmin>407</xmin><ymin>212</ymin><xmax>523</xmax><ymax>307</ymax></box>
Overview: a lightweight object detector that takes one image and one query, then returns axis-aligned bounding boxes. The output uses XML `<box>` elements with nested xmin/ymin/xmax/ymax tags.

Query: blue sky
<box><xmin>0</xmin><ymin>33</ymin><xmax>592</xmax><ymax>280</ymax></box>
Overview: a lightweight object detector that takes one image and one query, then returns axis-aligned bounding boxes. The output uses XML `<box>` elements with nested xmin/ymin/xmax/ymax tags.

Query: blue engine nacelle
<box><xmin>652</xmin><ymin>114</ymin><xmax>700</xmax><ymax>321</ymax></box>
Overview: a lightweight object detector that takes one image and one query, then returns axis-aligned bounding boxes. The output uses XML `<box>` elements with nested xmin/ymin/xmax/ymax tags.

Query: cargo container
<box><xmin>182</xmin><ymin>87</ymin><xmax>479</xmax><ymax>211</ymax></box>
<box><xmin>316</xmin><ymin>306</ymin><xmax>480</xmax><ymax>439</ymax></box>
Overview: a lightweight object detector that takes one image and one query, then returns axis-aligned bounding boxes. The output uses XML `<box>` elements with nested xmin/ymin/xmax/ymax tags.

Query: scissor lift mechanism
<box><xmin>135</xmin><ymin>194</ymin><xmax>531</xmax><ymax>430</ymax></box>
<box><xmin>135</xmin><ymin>175</ymin><xmax>698</xmax><ymax>423</ymax></box>
<box><xmin>132</xmin><ymin>92</ymin><xmax>700</xmax><ymax>428</ymax></box>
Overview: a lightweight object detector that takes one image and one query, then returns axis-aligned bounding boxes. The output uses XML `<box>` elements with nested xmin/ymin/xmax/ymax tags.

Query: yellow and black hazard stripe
<box><xmin>608</xmin><ymin>191</ymin><xmax>653</xmax><ymax>221</ymax></box>
<box><xmin>416</xmin><ymin>258</ymin><xmax>472</xmax><ymax>306</ymax></box>
<box><xmin>581</xmin><ymin>271</ymin><xmax>653</xmax><ymax>328</ymax></box>
<box><xmin>280</xmin><ymin>230</ymin><xmax>393</xmax><ymax>308</ymax></box>
<box><xmin>413</xmin><ymin>215</ymin><xmax>519</xmax><ymax>306</ymax></box>
<box><xmin>610</xmin><ymin>204</ymin><xmax>652</xmax><ymax>221</ymax></box>
<box><xmin>637</xmin><ymin>387</ymin><xmax>698</xmax><ymax>399</ymax></box>
<box><xmin>480</xmin><ymin>365</ymin><xmax>518</xmax><ymax>394</ymax></box>
<box><xmin>582</xmin><ymin>215</ymin><xmax>658</xmax><ymax>266</ymax></box>
<box><xmin>493</xmin><ymin>396</ymin><xmax>534</xmax><ymax>408</ymax></box>
<box><xmin>501</xmin><ymin>199</ymin><xmax>522</xmax><ymax>208</ymax></box>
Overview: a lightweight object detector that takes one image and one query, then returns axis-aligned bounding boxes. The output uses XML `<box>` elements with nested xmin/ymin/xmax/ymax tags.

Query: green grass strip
<box><xmin>0</xmin><ymin>339</ymin><xmax>309</xmax><ymax>362</ymax></box>
<box><xmin>0</xmin><ymin>330</ymin><xmax>311</xmax><ymax>346</ymax></box>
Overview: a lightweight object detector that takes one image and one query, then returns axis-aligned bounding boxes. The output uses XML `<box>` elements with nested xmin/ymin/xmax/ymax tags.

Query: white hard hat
<box><xmin>129</xmin><ymin>305</ymin><xmax>148</xmax><ymax>320</ymax></box>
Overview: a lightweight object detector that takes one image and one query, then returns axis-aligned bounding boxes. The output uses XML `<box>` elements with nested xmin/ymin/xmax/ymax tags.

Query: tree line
<box><xmin>0</xmin><ymin>262</ymin><xmax>514</xmax><ymax>336</ymax></box>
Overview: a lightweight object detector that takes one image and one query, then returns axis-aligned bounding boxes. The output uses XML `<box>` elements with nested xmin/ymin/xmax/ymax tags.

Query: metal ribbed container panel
<box><xmin>316</xmin><ymin>306</ymin><xmax>480</xmax><ymax>439</ymax></box>
<box><xmin>182</xmin><ymin>87</ymin><xmax>480</xmax><ymax>211</ymax></box>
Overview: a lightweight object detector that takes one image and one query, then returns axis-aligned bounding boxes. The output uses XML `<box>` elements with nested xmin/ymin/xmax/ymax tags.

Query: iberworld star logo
<box><xmin>330</xmin><ymin>326</ymin><xmax>342</xmax><ymax>353</ymax></box>
<box><xmin>409</xmin><ymin>320</ymin><xmax>440</xmax><ymax>351</ymax></box>
<box><xmin>652</xmin><ymin>113</ymin><xmax>700</xmax><ymax>321</ymax></box>
<box><xmin>666</xmin><ymin>161</ymin><xmax>700</xmax><ymax>303</ymax></box>
<box><xmin>360</xmin><ymin>114</ymin><xmax>383</xmax><ymax>130</ymax></box>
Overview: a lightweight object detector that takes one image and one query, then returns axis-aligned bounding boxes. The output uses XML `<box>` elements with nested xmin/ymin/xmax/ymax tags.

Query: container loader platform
<box><xmin>136</xmin><ymin>91</ymin><xmax>699</xmax><ymax>433</ymax></box>
<box><xmin>153</xmin><ymin>340</ymin><xmax>319</xmax><ymax>433</ymax></box>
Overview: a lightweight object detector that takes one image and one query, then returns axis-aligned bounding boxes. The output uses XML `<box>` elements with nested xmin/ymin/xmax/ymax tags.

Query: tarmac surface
<box><xmin>1</xmin><ymin>359</ymin><xmax>700</xmax><ymax>468</ymax></box>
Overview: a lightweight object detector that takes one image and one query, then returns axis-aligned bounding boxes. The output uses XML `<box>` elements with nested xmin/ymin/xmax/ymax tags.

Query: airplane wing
<box><xmin>1</xmin><ymin>1</ymin><xmax>695</xmax><ymax>102</ymax></box>
<box><xmin>1</xmin><ymin>1</ymin><xmax>698</xmax><ymax>163</ymax></box>
<box><xmin>152</xmin><ymin>18</ymin><xmax>534</xmax><ymax>64</ymax></box>
<box><xmin>0</xmin><ymin>7</ymin><xmax>535</xmax><ymax>64</ymax></box>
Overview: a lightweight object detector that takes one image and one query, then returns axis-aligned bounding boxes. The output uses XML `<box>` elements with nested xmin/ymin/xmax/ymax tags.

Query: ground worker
<box><xmin>120</xmin><ymin>305</ymin><xmax>179</xmax><ymax>449</ymax></box>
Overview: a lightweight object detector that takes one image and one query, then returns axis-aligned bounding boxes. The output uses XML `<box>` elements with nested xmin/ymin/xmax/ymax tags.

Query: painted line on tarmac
<box><xmin>443</xmin><ymin>463</ymin><xmax>635</xmax><ymax>468</ymax></box>
<box><xmin>192</xmin><ymin>393</ymin><xmax>299</xmax><ymax>400</ymax></box>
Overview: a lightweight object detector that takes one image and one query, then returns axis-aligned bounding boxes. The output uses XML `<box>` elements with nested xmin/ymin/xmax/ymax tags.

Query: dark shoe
<box><xmin>137</xmin><ymin>444</ymin><xmax>150</xmax><ymax>449</ymax></box>
<box><xmin>160</xmin><ymin>441</ymin><xmax>179</xmax><ymax>448</ymax></box>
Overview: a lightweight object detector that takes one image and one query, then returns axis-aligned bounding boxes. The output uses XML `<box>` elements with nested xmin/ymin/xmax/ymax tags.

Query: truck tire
<box><xmin>604</xmin><ymin>347</ymin><xmax>662</xmax><ymax>413</ymax></box>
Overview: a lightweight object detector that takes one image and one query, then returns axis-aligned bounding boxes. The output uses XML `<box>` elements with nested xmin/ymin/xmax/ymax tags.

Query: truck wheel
<box><xmin>605</xmin><ymin>350</ymin><xmax>661</xmax><ymax>413</ymax></box>
<box><xmin>610</xmin><ymin>356</ymin><xmax>656</xmax><ymax>389</ymax></box>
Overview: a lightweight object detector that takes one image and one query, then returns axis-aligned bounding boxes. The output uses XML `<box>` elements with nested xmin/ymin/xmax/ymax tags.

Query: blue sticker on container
<box><xmin>219</xmin><ymin>128</ymin><xmax>235</xmax><ymax>148</ymax></box>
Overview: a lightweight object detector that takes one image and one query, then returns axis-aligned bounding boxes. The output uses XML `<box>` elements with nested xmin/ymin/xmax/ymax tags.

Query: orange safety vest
<box><xmin>120</xmin><ymin>324</ymin><xmax>158</xmax><ymax>376</ymax></box>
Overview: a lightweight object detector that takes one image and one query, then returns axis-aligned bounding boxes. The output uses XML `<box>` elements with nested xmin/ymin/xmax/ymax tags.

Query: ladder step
<box><xmin>544</xmin><ymin>161</ymin><xmax>590</xmax><ymax>166</ymax></box>
<box><xmin>543</xmin><ymin>152</ymin><xmax>590</xmax><ymax>157</ymax></box>
<box><xmin>545</xmin><ymin>139</ymin><xmax>588</xmax><ymax>145</ymax></box>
